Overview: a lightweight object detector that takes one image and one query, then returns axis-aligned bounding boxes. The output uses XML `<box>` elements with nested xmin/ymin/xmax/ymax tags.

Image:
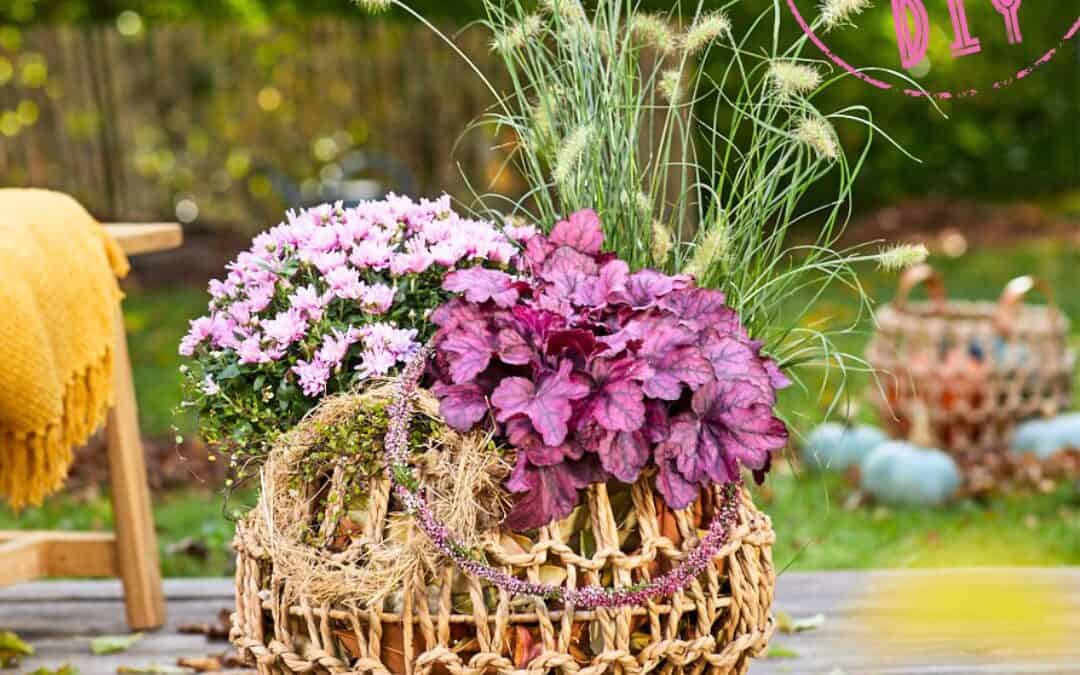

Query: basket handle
<box><xmin>994</xmin><ymin>276</ymin><xmax>1057</xmax><ymax>335</ymax></box>
<box><xmin>893</xmin><ymin>264</ymin><xmax>947</xmax><ymax>312</ymax></box>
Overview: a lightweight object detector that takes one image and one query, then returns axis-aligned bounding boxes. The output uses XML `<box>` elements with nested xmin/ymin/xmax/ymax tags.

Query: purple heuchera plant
<box><xmin>432</xmin><ymin>209</ymin><xmax>790</xmax><ymax>531</ymax></box>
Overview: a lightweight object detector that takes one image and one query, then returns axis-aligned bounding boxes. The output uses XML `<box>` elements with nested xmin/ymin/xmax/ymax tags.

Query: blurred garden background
<box><xmin>1</xmin><ymin>0</ymin><xmax>1077</xmax><ymax>576</ymax></box>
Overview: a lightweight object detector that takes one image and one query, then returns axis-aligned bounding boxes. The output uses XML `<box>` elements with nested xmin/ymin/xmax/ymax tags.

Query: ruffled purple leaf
<box><xmin>644</xmin><ymin>400</ymin><xmax>671</xmax><ymax>444</ymax></box>
<box><xmin>597</xmin><ymin>429</ymin><xmax>650</xmax><ymax>483</ymax></box>
<box><xmin>764</xmin><ymin>358</ymin><xmax>792</xmax><ymax>390</ymax></box>
<box><xmin>504</xmin><ymin>454</ymin><xmax>604</xmax><ymax>531</ymax></box>
<box><xmin>549</xmin><ymin>209</ymin><xmax>604</xmax><ymax>255</ymax></box>
<box><xmin>546</xmin><ymin>329</ymin><xmax>600</xmax><ymax>364</ymax></box>
<box><xmin>491</xmin><ymin>360</ymin><xmax>590</xmax><ymax>446</ymax></box>
<box><xmin>654</xmin><ymin>456</ymin><xmax>700</xmax><ymax>510</ymax></box>
<box><xmin>643</xmin><ymin>345</ymin><xmax>714</xmax><ymax>401</ymax></box>
<box><xmin>431</xmin><ymin>297</ymin><xmax>488</xmax><ymax>331</ymax></box>
<box><xmin>700</xmin><ymin>332</ymin><xmax>774</xmax><ymax>400</ymax></box>
<box><xmin>583</xmin><ymin>358</ymin><xmax>648</xmax><ymax>432</ymax></box>
<box><xmin>433</xmin><ymin>382</ymin><xmax>489</xmax><ymax>431</ymax></box>
<box><xmin>441</xmin><ymin>322</ymin><xmax>497</xmax><ymax>384</ymax></box>
<box><xmin>576</xmin><ymin>259</ymin><xmax>629</xmax><ymax>307</ymax></box>
<box><xmin>443</xmin><ymin>268</ymin><xmax>521</xmax><ymax>308</ymax></box>
<box><xmin>657</xmin><ymin>379</ymin><xmax>787</xmax><ymax>490</ymax></box>
<box><xmin>497</xmin><ymin>327</ymin><xmax>536</xmax><ymax>366</ymax></box>
<box><xmin>612</xmin><ymin>270</ymin><xmax>692</xmax><ymax>309</ymax></box>
<box><xmin>659</xmin><ymin>288</ymin><xmax>734</xmax><ymax>332</ymax></box>
<box><xmin>505</xmin><ymin>417</ymin><xmax>585</xmax><ymax>466</ymax></box>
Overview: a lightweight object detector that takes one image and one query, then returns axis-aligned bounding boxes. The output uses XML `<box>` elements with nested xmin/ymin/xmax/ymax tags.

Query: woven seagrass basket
<box><xmin>230</xmin><ymin>388</ymin><xmax>777</xmax><ymax>675</ymax></box>
<box><xmin>866</xmin><ymin>264</ymin><xmax>1074</xmax><ymax>462</ymax></box>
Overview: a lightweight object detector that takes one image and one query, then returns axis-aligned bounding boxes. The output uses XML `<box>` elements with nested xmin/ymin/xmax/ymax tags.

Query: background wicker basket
<box><xmin>229</xmin><ymin>389</ymin><xmax>777</xmax><ymax>675</ymax></box>
<box><xmin>866</xmin><ymin>264</ymin><xmax>1074</xmax><ymax>461</ymax></box>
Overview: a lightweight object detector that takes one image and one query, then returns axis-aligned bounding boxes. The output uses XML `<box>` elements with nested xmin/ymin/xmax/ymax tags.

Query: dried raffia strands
<box><xmin>239</xmin><ymin>382</ymin><xmax>509</xmax><ymax>609</ymax></box>
<box><xmin>231</xmin><ymin>366</ymin><xmax>778</xmax><ymax>674</ymax></box>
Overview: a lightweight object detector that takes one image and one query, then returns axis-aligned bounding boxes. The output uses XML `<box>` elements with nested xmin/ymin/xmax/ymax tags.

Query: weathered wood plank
<box><xmin>103</xmin><ymin>223</ymin><xmax>183</xmax><ymax>256</ymax></box>
<box><xmin>3</xmin><ymin>572</ymin><xmax>1080</xmax><ymax>674</ymax></box>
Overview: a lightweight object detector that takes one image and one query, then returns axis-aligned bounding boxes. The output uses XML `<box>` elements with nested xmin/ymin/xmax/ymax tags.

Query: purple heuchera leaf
<box><xmin>583</xmin><ymin>358</ymin><xmax>648</xmax><ymax>432</ymax></box>
<box><xmin>612</xmin><ymin>269</ymin><xmax>690</xmax><ymax>309</ymax></box>
<box><xmin>504</xmin><ymin>454</ymin><xmax>603</xmax><ymax>531</ymax></box>
<box><xmin>656</xmin><ymin>379</ymin><xmax>788</xmax><ymax>506</ymax></box>
<box><xmin>549</xmin><ymin>208</ymin><xmax>603</xmax><ymax>255</ymax></box>
<box><xmin>576</xmin><ymin>259</ymin><xmax>629</xmax><ymax>307</ymax></box>
<box><xmin>700</xmin><ymin>332</ymin><xmax>775</xmax><ymax>402</ymax></box>
<box><xmin>634</xmin><ymin>316</ymin><xmax>713</xmax><ymax>400</ymax></box>
<box><xmin>431</xmin><ymin>207</ymin><xmax>789</xmax><ymax>530</ymax></box>
<box><xmin>433</xmin><ymin>382</ymin><xmax>488</xmax><ymax>431</ymax></box>
<box><xmin>659</xmin><ymin>288</ymin><xmax>734</xmax><ymax>332</ymax></box>
<box><xmin>597</xmin><ymin>429</ymin><xmax>650</xmax><ymax>483</ymax></box>
<box><xmin>491</xmin><ymin>360</ymin><xmax>590</xmax><ymax>446</ymax></box>
<box><xmin>443</xmin><ymin>268</ymin><xmax>520</xmax><ymax>307</ymax></box>
<box><xmin>441</xmin><ymin>322</ymin><xmax>496</xmax><ymax>384</ymax></box>
<box><xmin>540</xmin><ymin>246</ymin><xmax>599</xmax><ymax>304</ymax></box>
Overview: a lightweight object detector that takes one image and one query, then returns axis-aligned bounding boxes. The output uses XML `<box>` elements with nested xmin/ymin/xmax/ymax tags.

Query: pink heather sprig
<box><xmin>385</xmin><ymin>347</ymin><xmax>740</xmax><ymax>610</ymax></box>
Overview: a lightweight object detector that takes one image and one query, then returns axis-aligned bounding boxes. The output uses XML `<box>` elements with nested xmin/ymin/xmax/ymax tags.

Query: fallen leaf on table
<box><xmin>90</xmin><ymin>633</ymin><xmax>144</xmax><ymax>655</ymax></box>
<box><xmin>176</xmin><ymin>655</ymin><xmax>221</xmax><ymax>672</ymax></box>
<box><xmin>776</xmin><ymin>611</ymin><xmax>826</xmax><ymax>633</ymax></box>
<box><xmin>764</xmin><ymin>644</ymin><xmax>799</xmax><ymax>659</ymax></box>
<box><xmin>177</xmin><ymin>609</ymin><xmax>233</xmax><ymax>641</ymax></box>
<box><xmin>27</xmin><ymin>666</ymin><xmax>79</xmax><ymax>675</ymax></box>
<box><xmin>0</xmin><ymin>630</ymin><xmax>34</xmax><ymax>668</ymax></box>
<box><xmin>116</xmin><ymin>665</ymin><xmax>188</xmax><ymax>674</ymax></box>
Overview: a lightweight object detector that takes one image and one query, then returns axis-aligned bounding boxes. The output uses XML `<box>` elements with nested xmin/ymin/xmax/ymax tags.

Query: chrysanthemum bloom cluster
<box><xmin>179</xmin><ymin>194</ymin><xmax>519</xmax><ymax>467</ymax></box>
<box><xmin>431</xmin><ymin>209</ymin><xmax>790</xmax><ymax>530</ymax></box>
<box><xmin>386</xmin><ymin>346</ymin><xmax>742</xmax><ymax>610</ymax></box>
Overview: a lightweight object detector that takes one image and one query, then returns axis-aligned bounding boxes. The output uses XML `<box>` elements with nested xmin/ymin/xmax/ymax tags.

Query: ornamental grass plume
<box><xmin>492</xmin><ymin>14</ymin><xmax>543</xmax><ymax>53</ymax></box>
<box><xmin>354</xmin><ymin>0</ymin><xmax>392</xmax><ymax>13</ymax></box>
<box><xmin>769</xmin><ymin>60</ymin><xmax>823</xmax><ymax>98</ymax></box>
<box><xmin>630</xmin><ymin>12</ymin><xmax>677</xmax><ymax>54</ymax></box>
<box><xmin>795</xmin><ymin>115</ymin><xmax>839</xmax><ymax>161</ymax></box>
<box><xmin>878</xmin><ymin>243</ymin><xmax>930</xmax><ymax>271</ymax></box>
<box><xmin>541</xmin><ymin>0</ymin><xmax>587</xmax><ymax>22</ymax></box>
<box><xmin>686</xmin><ymin>219</ymin><xmax>730</xmax><ymax>281</ymax></box>
<box><xmin>658</xmin><ymin>69</ymin><xmax>684</xmax><ymax>105</ymax></box>
<box><xmin>820</xmin><ymin>0</ymin><xmax>874</xmax><ymax>31</ymax></box>
<box><xmin>552</xmin><ymin>125</ymin><xmax>592</xmax><ymax>185</ymax></box>
<box><xmin>682</xmin><ymin>11</ymin><xmax>732</xmax><ymax>55</ymax></box>
<box><xmin>650</xmin><ymin>220</ymin><xmax>674</xmax><ymax>265</ymax></box>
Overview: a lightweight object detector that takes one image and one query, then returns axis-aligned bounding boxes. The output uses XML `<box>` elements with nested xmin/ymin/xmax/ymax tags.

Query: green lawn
<box><xmin>1</xmin><ymin>240</ymin><xmax>1077</xmax><ymax>577</ymax></box>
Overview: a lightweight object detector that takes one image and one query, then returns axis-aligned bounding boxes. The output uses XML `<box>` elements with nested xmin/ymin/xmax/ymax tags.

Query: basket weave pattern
<box><xmin>867</xmin><ymin>266</ymin><xmax>1074</xmax><ymax>459</ymax></box>
<box><xmin>231</xmin><ymin>474</ymin><xmax>776</xmax><ymax>675</ymax></box>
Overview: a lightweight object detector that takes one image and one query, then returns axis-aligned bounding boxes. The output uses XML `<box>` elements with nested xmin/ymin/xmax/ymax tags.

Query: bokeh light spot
<box><xmin>257</xmin><ymin>86</ymin><xmax>282</xmax><ymax>112</ymax></box>
<box><xmin>175</xmin><ymin>198</ymin><xmax>199</xmax><ymax>224</ymax></box>
<box><xmin>116</xmin><ymin>11</ymin><xmax>144</xmax><ymax>38</ymax></box>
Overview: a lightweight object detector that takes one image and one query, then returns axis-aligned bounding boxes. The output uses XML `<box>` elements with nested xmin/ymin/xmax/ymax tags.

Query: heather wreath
<box><xmin>431</xmin><ymin>209</ymin><xmax>790</xmax><ymax>530</ymax></box>
<box><xmin>179</xmin><ymin>194</ymin><xmax>520</xmax><ymax>476</ymax></box>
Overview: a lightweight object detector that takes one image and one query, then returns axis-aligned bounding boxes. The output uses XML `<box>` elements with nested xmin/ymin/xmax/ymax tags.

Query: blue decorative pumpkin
<box><xmin>801</xmin><ymin>423</ymin><xmax>887</xmax><ymax>472</ymax></box>
<box><xmin>860</xmin><ymin>441</ymin><xmax>961</xmax><ymax>507</ymax></box>
<box><xmin>1010</xmin><ymin>413</ymin><xmax>1080</xmax><ymax>459</ymax></box>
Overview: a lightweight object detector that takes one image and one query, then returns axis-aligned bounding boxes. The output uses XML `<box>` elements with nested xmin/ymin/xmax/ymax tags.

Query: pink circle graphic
<box><xmin>784</xmin><ymin>1</ymin><xmax>1080</xmax><ymax>99</ymax></box>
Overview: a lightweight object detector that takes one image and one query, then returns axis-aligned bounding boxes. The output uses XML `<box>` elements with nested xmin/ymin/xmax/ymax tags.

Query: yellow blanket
<box><xmin>0</xmin><ymin>189</ymin><xmax>130</xmax><ymax>508</ymax></box>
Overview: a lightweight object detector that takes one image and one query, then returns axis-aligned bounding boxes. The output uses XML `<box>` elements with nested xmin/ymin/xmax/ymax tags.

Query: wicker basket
<box><xmin>866</xmin><ymin>264</ymin><xmax>1074</xmax><ymax>460</ymax></box>
<box><xmin>229</xmin><ymin>390</ymin><xmax>777</xmax><ymax>675</ymax></box>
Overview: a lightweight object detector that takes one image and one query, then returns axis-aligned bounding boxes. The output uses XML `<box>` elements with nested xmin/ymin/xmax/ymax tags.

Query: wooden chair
<box><xmin>0</xmin><ymin>223</ymin><xmax>183</xmax><ymax>630</ymax></box>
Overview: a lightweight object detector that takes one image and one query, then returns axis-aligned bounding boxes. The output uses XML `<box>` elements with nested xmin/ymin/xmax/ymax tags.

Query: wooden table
<box><xmin>3</xmin><ymin>569</ymin><xmax>1078</xmax><ymax>674</ymax></box>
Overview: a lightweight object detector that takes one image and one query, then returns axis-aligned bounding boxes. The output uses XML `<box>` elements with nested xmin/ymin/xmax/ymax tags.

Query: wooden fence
<box><xmin>0</xmin><ymin>20</ymin><xmax>512</xmax><ymax>233</ymax></box>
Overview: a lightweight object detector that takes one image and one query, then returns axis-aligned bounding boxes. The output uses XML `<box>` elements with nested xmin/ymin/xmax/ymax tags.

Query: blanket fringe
<box><xmin>0</xmin><ymin>347</ymin><xmax>115</xmax><ymax>509</ymax></box>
